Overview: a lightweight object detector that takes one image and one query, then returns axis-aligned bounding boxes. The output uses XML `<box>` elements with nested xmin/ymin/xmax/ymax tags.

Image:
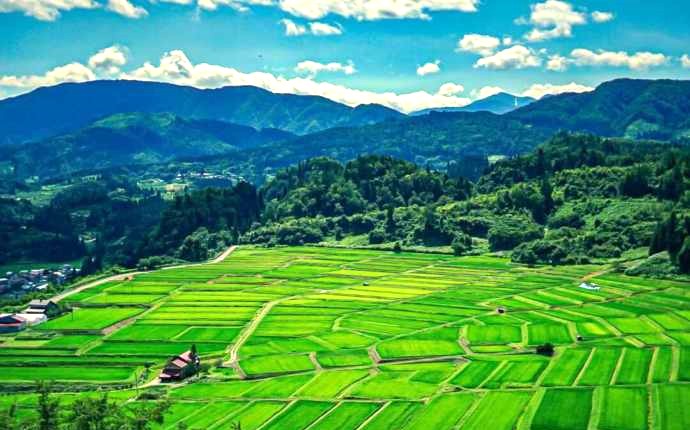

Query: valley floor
<box><xmin>1</xmin><ymin>246</ymin><xmax>690</xmax><ymax>429</ymax></box>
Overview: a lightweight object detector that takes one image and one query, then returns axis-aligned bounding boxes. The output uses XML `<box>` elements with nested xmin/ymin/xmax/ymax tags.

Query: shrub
<box><xmin>536</xmin><ymin>343</ymin><xmax>555</xmax><ymax>356</ymax></box>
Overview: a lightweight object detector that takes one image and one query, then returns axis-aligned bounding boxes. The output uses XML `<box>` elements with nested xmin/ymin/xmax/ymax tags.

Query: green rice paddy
<box><xmin>1</xmin><ymin>246</ymin><xmax>689</xmax><ymax>429</ymax></box>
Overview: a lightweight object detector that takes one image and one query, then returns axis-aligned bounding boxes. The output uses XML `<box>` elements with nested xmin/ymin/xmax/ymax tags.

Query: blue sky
<box><xmin>1</xmin><ymin>0</ymin><xmax>689</xmax><ymax>112</ymax></box>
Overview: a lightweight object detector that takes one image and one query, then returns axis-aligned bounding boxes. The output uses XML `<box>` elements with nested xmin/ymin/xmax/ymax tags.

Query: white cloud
<box><xmin>570</xmin><ymin>49</ymin><xmax>668</xmax><ymax>70</ymax></box>
<box><xmin>0</xmin><ymin>63</ymin><xmax>95</xmax><ymax>89</ymax></box>
<box><xmin>522</xmin><ymin>82</ymin><xmax>593</xmax><ymax>99</ymax></box>
<box><xmin>3</xmin><ymin>0</ymin><xmax>480</xmax><ymax>21</ymax></box>
<box><xmin>277</xmin><ymin>0</ymin><xmax>479</xmax><ymax>21</ymax></box>
<box><xmin>471</xmin><ymin>86</ymin><xmax>504</xmax><ymax>100</ymax></box>
<box><xmin>88</xmin><ymin>46</ymin><xmax>128</xmax><ymax>75</ymax></box>
<box><xmin>437</xmin><ymin>82</ymin><xmax>464</xmax><ymax>97</ymax></box>
<box><xmin>546</xmin><ymin>54</ymin><xmax>568</xmax><ymax>71</ymax></box>
<box><xmin>522</xmin><ymin>0</ymin><xmax>587</xmax><ymax>42</ymax></box>
<box><xmin>308</xmin><ymin>22</ymin><xmax>342</xmax><ymax>36</ymax></box>
<box><xmin>417</xmin><ymin>61</ymin><xmax>441</xmax><ymax>76</ymax></box>
<box><xmin>280</xmin><ymin>19</ymin><xmax>343</xmax><ymax>36</ymax></box>
<box><xmin>474</xmin><ymin>45</ymin><xmax>542</xmax><ymax>70</ymax></box>
<box><xmin>280</xmin><ymin>19</ymin><xmax>307</xmax><ymax>36</ymax></box>
<box><xmin>682</xmin><ymin>54</ymin><xmax>690</xmax><ymax>69</ymax></box>
<box><xmin>295</xmin><ymin>60</ymin><xmax>356</xmax><ymax>77</ymax></box>
<box><xmin>0</xmin><ymin>0</ymin><xmax>97</xmax><ymax>21</ymax></box>
<box><xmin>106</xmin><ymin>0</ymin><xmax>148</xmax><ymax>18</ymax></box>
<box><xmin>591</xmin><ymin>11</ymin><xmax>614</xmax><ymax>23</ymax></box>
<box><xmin>457</xmin><ymin>34</ymin><xmax>501</xmax><ymax>56</ymax></box>
<box><xmin>121</xmin><ymin>49</ymin><xmax>472</xmax><ymax>113</ymax></box>
<box><xmin>196</xmin><ymin>0</ymin><xmax>271</xmax><ymax>12</ymax></box>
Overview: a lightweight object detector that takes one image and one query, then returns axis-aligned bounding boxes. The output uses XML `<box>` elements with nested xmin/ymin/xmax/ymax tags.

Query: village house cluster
<box><xmin>0</xmin><ymin>264</ymin><xmax>79</xmax><ymax>297</ymax></box>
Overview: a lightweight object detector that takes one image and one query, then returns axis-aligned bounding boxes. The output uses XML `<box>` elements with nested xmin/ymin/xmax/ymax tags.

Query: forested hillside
<box><xmin>250</xmin><ymin>111</ymin><xmax>548</xmax><ymax>171</ymax></box>
<box><xmin>3</xmin><ymin>112</ymin><xmax>293</xmax><ymax>180</ymax></box>
<box><xmin>509</xmin><ymin>79</ymin><xmax>690</xmax><ymax>139</ymax></box>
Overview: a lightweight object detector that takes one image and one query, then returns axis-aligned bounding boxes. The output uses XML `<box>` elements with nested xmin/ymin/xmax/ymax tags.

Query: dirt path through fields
<box><xmin>226</xmin><ymin>299</ymin><xmax>280</xmax><ymax>378</ymax></box>
<box><xmin>51</xmin><ymin>246</ymin><xmax>237</xmax><ymax>303</ymax></box>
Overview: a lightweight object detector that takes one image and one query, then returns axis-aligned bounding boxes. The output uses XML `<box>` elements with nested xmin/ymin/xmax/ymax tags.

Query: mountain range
<box><xmin>1</xmin><ymin>78</ymin><xmax>689</xmax><ymax>182</ymax></box>
<box><xmin>0</xmin><ymin>80</ymin><xmax>402</xmax><ymax>144</ymax></box>
<box><xmin>412</xmin><ymin>93</ymin><xmax>535</xmax><ymax>116</ymax></box>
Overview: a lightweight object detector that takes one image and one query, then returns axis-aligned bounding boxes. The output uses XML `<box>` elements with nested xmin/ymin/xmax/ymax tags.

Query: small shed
<box><xmin>579</xmin><ymin>282</ymin><xmax>601</xmax><ymax>291</ymax></box>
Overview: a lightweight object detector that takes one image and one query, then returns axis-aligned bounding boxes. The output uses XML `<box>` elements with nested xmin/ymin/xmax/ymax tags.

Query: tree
<box><xmin>666</xmin><ymin>212</ymin><xmax>684</xmax><ymax>257</ymax></box>
<box><xmin>37</xmin><ymin>383</ymin><xmax>59</xmax><ymax>430</ymax></box>
<box><xmin>619</xmin><ymin>166</ymin><xmax>651</xmax><ymax>198</ymax></box>
<box><xmin>0</xmin><ymin>403</ymin><xmax>19</xmax><ymax>430</ymax></box>
<box><xmin>540</xmin><ymin>178</ymin><xmax>554</xmax><ymax>221</ymax></box>
<box><xmin>451</xmin><ymin>233</ymin><xmax>472</xmax><ymax>256</ymax></box>
<box><xmin>68</xmin><ymin>393</ymin><xmax>170</xmax><ymax>430</ymax></box>
<box><xmin>678</xmin><ymin>237</ymin><xmax>690</xmax><ymax>274</ymax></box>
<box><xmin>536</xmin><ymin>343</ymin><xmax>555</xmax><ymax>357</ymax></box>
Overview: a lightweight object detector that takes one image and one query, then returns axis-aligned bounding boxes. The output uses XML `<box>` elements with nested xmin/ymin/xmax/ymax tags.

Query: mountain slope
<box><xmin>413</xmin><ymin>93</ymin><xmax>535</xmax><ymax>115</ymax></box>
<box><xmin>6</xmin><ymin>112</ymin><xmax>294</xmax><ymax>179</ymax></box>
<box><xmin>509</xmin><ymin>79</ymin><xmax>690</xmax><ymax>139</ymax></box>
<box><xmin>244</xmin><ymin>111</ymin><xmax>550</xmax><ymax>171</ymax></box>
<box><xmin>0</xmin><ymin>80</ymin><xmax>403</xmax><ymax>144</ymax></box>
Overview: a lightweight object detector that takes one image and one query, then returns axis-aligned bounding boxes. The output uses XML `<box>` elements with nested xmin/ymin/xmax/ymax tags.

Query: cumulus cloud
<box><xmin>682</xmin><ymin>54</ymin><xmax>690</xmax><ymax>69</ymax></box>
<box><xmin>522</xmin><ymin>0</ymin><xmax>587</xmax><ymax>42</ymax></box>
<box><xmin>521</xmin><ymin>82</ymin><xmax>593</xmax><ymax>99</ymax></box>
<box><xmin>437</xmin><ymin>82</ymin><xmax>464</xmax><ymax>97</ymax></box>
<box><xmin>295</xmin><ymin>60</ymin><xmax>356</xmax><ymax>77</ymax></box>
<box><xmin>88</xmin><ymin>46</ymin><xmax>128</xmax><ymax>74</ymax></box>
<box><xmin>456</xmin><ymin>34</ymin><xmax>502</xmax><ymax>56</ymax></box>
<box><xmin>474</xmin><ymin>45</ymin><xmax>542</xmax><ymax>70</ymax></box>
<box><xmin>471</xmin><ymin>86</ymin><xmax>504</xmax><ymax>100</ymax></box>
<box><xmin>456</xmin><ymin>33</ymin><xmax>501</xmax><ymax>57</ymax></box>
<box><xmin>0</xmin><ymin>0</ymin><xmax>97</xmax><ymax>21</ymax></box>
<box><xmin>107</xmin><ymin>0</ymin><xmax>147</xmax><ymax>18</ymax></box>
<box><xmin>280</xmin><ymin>19</ymin><xmax>342</xmax><ymax>36</ymax></box>
<box><xmin>570</xmin><ymin>49</ymin><xmax>668</xmax><ymax>70</ymax></box>
<box><xmin>417</xmin><ymin>61</ymin><xmax>441</xmax><ymax>76</ymax></box>
<box><xmin>120</xmin><ymin>49</ymin><xmax>472</xmax><ymax>113</ymax></box>
<box><xmin>277</xmin><ymin>0</ymin><xmax>479</xmax><ymax>21</ymax></box>
<box><xmin>0</xmin><ymin>63</ymin><xmax>95</xmax><ymax>89</ymax></box>
<box><xmin>309</xmin><ymin>22</ymin><xmax>342</xmax><ymax>36</ymax></box>
<box><xmin>280</xmin><ymin>19</ymin><xmax>307</xmax><ymax>36</ymax></box>
<box><xmin>546</xmin><ymin>54</ymin><xmax>568</xmax><ymax>71</ymax></box>
<box><xmin>591</xmin><ymin>11</ymin><xmax>614</xmax><ymax>23</ymax></box>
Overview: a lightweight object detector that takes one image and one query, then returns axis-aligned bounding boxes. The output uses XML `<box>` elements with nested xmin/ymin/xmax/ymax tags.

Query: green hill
<box><xmin>6</xmin><ymin>112</ymin><xmax>293</xmax><ymax>180</ymax></box>
<box><xmin>509</xmin><ymin>79</ymin><xmax>690</xmax><ymax>139</ymax></box>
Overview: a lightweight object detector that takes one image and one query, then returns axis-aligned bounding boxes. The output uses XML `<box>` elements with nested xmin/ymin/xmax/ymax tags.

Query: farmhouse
<box><xmin>160</xmin><ymin>349</ymin><xmax>200</xmax><ymax>382</ymax></box>
<box><xmin>579</xmin><ymin>282</ymin><xmax>601</xmax><ymax>291</ymax></box>
<box><xmin>0</xmin><ymin>314</ymin><xmax>27</xmax><ymax>333</ymax></box>
<box><xmin>25</xmin><ymin>299</ymin><xmax>61</xmax><ymax>317</ymax></box>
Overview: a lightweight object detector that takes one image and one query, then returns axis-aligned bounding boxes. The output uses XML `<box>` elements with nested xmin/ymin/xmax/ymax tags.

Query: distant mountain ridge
<box><xmin>412</xmin><ymin>93</ymin><xmax>535</xmax><ymax>116</ymax></box>
<box><xmin>0</xmin><ymin>80</ymin><xmax>403</xmax><ymax>144</ymax></box>
<box><xmin>508</xmin><ymin>79</ymin><xmax>690</xmax><ymax>139</ymax></box>
<box><xmin>251</xmin><ymin>78</ymin><xmax>690</xmax><ymax>172</ymax></box>
<box><xmin>5</xmin><ymin>112</ymin><xmax>293</xmax><ymax>179</ymax></box>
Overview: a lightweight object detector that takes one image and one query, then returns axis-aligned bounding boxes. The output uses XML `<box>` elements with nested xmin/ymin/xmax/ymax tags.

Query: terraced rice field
<box><xmin>1</xmin><ymin>246</ymin><xmax>689</xmax><ymax>429</ymax></box>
